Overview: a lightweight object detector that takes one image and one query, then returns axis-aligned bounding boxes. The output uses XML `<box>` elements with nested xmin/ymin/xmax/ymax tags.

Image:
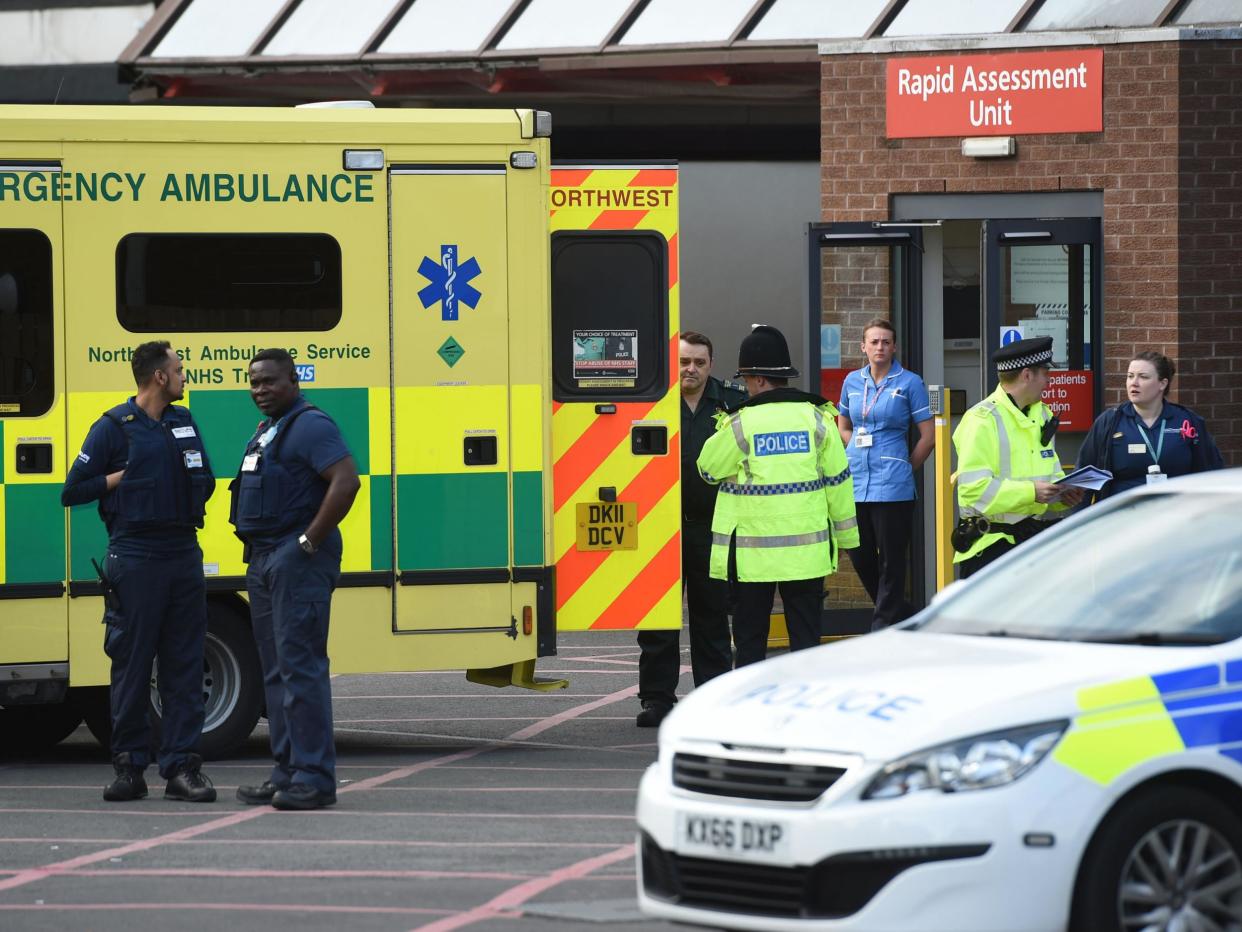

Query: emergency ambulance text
<box><xmin>0</xmin><ymin>171</ymin><xmax>376</xmax><ymax>204</ymax></box>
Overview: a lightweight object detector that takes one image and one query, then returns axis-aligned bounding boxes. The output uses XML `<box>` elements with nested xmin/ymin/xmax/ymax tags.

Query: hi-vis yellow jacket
<box><xmin>697</xmin><ymin>393</ymin><xmax>859</xmax><ymax>583</ymax></box>
<box><xmin>952</xmin><ymin>384</ymin><xmax>1070</xmax><ymax>562</ymax></box>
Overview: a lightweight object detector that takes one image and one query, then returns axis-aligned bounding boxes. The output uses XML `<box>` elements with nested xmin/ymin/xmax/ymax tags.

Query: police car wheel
<box><xmin>148</xmin><ymin>602</ymin><xmax>263</xmax><ymax>760</ymax></box>
<box><xmin>0</xmin><ymin>702</ymin><xmax>85</xmax><ymax>755</ymax></box>
<box><xmin>1071</xmin><ymin>785</ymin><xmax>1242</xmax><ymax>931</ymax></box>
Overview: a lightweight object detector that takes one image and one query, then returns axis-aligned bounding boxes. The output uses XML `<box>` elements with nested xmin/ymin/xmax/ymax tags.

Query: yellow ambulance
<box><xmin>0</xmin><ymin>105</ymin><xmax>681</xmax><ymax>757</ymax></box>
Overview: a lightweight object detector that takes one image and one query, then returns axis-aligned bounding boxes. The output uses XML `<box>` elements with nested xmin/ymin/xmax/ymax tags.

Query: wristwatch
<box><xmin>298</xmin><ymin>534</ymin><xmax>316</xmax><ymax>555</ymax></box>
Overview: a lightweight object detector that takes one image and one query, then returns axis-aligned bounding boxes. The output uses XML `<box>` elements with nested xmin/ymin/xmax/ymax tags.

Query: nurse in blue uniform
<box><xmin>837</xmin><ymin>318</ymin><xmax>934</xmax><ymax>630</ymax></box>
<box><xmin>1076</xmin><ymin>350</ymin><xmax>1223</xmax><ymax>499</ymax></box>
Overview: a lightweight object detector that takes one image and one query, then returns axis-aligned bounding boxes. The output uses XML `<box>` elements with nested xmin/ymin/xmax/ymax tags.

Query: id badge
<box><xmin>855</xmin><ymin>430</ymin><xmax>874</xmax><ymax>448</ymax></box>
<box><xmin>242</xmin><ymin>453</ymin><xmax>260</xmax><ymax>472</ymax></box>
<box><xmin>172</xmin><ymin>426</ymin><xmax>197</xmax><ymax>439</ymax></box>
<box><xmin>1127</xmin><ymin>443</ymin><xmax>1146</xmax><ymax>454</ymax></box>
<box><xmin>1146</xmin><ymin>470</ymin><xmax>1168</xmax><ymax>484</ymax></box>
<box><xmin>183</xmin><ymin>450</ymin><xmax>203</xmax><ymax>469</ymax></box>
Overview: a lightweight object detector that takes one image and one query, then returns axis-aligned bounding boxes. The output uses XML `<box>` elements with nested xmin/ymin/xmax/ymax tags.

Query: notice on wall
<box><xmin>1041</xmin><ymin>370</ymin><xmax>1094</xmax><ymax>432</ymax></box>
<box><xmin>1020</xmin><ymin>318</ymin><xmax>1068</xmax><ymax>368</ymax></box>
<box><xmin>820</xmin><ymin>324</ymin><xmax>842</xmax><ymax>368</ymax></box>
<box><xmin>573</xmin><ymin>329</ymin><xmax>638</xmax><ymax>386</ymax></box>
<box><xmin>886</xmin><ymin>49</ymin><xmax>1103</xmax><ymax>139</ymax></box>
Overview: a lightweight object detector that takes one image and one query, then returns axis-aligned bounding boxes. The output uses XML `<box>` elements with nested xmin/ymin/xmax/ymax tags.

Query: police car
<box><xmin>637</xmin><ymin>470</ymin><xmax>1242</xmax><ymax>931</ymax></box>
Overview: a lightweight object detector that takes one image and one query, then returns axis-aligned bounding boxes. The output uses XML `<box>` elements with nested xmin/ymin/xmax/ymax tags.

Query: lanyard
<box><xmin>860</xmin><ymin>374</ymin><xmax>885</xmax><ymax>425</ymax></box>
<box><xmin>1137</xmin><ymin>418</ymin><xmax>1165</xmax><ymax>466</ymax></box>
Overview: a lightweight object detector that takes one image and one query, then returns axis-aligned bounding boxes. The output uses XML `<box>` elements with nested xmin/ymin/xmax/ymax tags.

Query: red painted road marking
<box><xmin>0</xmin><ymin>902</ymin><xmax>452</xmax><ymax>916</ymax></box>
<box><xmin>410</xmin><ymin>843</ymin><xmax>637</xmax><ymax>932</ymax></box>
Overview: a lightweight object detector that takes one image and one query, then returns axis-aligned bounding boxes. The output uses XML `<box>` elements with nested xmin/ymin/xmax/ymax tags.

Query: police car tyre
<box><xmin>148</xmin><ymin>602</ymin><xmax>263</xmax><ymax>760</ymax></box>
<box><xmin>1070</xmin><ymin>785</ymin><xmax>1242</xmax><ymax>932</ymax></box>
<box><xmin>0</xmin><ymin>701</ymin><xmax>85</xmax><ymax>754</ymax></box>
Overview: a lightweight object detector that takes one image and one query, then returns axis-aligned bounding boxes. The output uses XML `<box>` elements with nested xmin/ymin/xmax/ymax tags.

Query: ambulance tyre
<box><xmin>74</xmin><ymin>686</ymin><xmax>114</xmax><ymax>749</ymax></box>
<box><xmin>1070</xmin><ymin>784</ymin><xmax>1242</xmax><ymax>932</ymax></box>
<box><xmin>148</xmin><ymin>600</ymin><xmax>263</xmax><ymax>760</ymax></box>
<box><xmin>0</xmin><ymin>702</ymin><xmax>85</xmax><ymax>755</ymax></box>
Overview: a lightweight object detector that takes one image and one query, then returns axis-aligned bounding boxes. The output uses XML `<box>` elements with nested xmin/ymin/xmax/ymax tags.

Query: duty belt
<box><xmin>951</xmin><ymin>515</ymin><xmax>1050</xmax><ymax>554</ymax></box>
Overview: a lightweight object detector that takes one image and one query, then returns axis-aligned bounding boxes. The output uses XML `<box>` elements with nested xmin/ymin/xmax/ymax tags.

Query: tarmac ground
<box><xmin>0</xmin><ymin>631</ymin><xmax>690</xmax><ymax>932</ymax></box>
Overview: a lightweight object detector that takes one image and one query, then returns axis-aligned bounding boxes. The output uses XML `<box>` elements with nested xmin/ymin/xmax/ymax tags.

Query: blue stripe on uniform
<box><xmin>721</xmin><ymin>477</ymin><xmax>830</xmax><ymax>496</ymax></box>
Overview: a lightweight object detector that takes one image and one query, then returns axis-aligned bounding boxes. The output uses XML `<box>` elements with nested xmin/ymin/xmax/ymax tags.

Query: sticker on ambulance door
<box><xmin>573</xmin><ymin>329</ymin><xmax>638</xmax><ymax>386</ymax></box>
<box><xmin>575</xmin><ymin>501</ymin><xmax>639</xmax><ymax>551</ymax></box>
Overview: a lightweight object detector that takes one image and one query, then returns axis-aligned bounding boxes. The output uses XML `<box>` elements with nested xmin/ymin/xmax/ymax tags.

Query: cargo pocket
<box><xmin>291</xmin><ymin>585</ymin><xmax>332</xmax><ymax>640</ymax></box>
<box><xmin>237</xmin><ymin>474</ymin><xmax>266</xmax><ymax>520</ymax></box>
<box><xmin>115</xmin><ymin>476</ymin><xmax>157</xmax><ymax>521</ymax></box>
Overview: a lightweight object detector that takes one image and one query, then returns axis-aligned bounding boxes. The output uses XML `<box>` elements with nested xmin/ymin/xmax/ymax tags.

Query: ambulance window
<box><xmin>551</xmin><ymin>232</ymin><xmax>668</xmax><ymax>402</ymax></box>
<box><xmin>0</xmin><ymin>230</ymin><xmax>55</xmax><ymax>418</ymax></box>
<box><xmin>116</xmin><ymin>233</ymin><xmax>342</xmax><ymax>332</ymax></box>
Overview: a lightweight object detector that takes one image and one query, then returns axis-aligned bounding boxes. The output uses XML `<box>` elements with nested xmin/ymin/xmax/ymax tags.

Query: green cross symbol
<box><xmin>437</xmin><ymin>336</ymin><xmax>465</xmax><ymax>367</ymax></box>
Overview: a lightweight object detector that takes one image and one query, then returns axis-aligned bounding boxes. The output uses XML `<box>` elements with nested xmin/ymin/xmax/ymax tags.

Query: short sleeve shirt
<box><xmin>838</xmin><ymin>361</ymin><xmax>932</xmax><ymax>502</ymax></box>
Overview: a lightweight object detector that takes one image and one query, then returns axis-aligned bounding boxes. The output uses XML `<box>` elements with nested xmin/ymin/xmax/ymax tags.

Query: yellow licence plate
<box><xmin>575</xmin><ymin>502</ymin><xmax>638</xmax><ymax>551</ymax></box>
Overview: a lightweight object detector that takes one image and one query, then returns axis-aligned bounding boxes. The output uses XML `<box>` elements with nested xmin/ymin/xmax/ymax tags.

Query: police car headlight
<box><xmin>862</xmin><ymin>720</ymin><xmax>1067</xmax><ymax>800</ymax></box>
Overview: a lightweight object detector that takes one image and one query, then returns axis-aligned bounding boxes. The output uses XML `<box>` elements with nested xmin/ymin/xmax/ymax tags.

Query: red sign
<box><xmin>886</xmin><ymin>49</ymin><xmax>1102</xmax><ymax>139</ymax></box>
<box><xmin>1042</xmin><ymin>370</ymin><xmax>1094</xmax><ymax>432</ymax></box>
<box><xmin>821</xmin><ymin>368</ymin><xmax>851</xmax><ymax>408</ymax></box>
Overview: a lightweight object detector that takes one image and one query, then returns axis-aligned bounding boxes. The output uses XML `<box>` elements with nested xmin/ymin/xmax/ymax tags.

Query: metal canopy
<box><xmin>120</xmin><ymin>0</ymin><xmax>1240</xmax><ymax>103</ymax></box>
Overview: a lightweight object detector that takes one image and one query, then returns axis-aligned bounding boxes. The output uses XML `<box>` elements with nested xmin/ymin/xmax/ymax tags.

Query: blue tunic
<box><xmin>838</xmin><ymin>361</ymin><xmax>932</xmax><ymax>502</ymax></box>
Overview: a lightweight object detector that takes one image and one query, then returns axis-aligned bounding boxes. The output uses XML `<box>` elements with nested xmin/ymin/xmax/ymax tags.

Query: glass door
<box><xmin>981</xmin><ymin>219</ymin><xmax>1103</xmax><ymax>439</ymax></box>
<box><xmin>806</xmin><ymin>223</ymin><xmax>925</xmax><ymax>630</ymax></box>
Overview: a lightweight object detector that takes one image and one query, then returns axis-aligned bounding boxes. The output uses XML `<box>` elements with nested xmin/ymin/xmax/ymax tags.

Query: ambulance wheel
<box><xmin>149</xmin><ymin>602</ymin><xmax>263</xmax><ymax>760</ymax></box>
<box><xmin>1071</xmin><ymin>785</ymin><xmax>1242</xmax><ymax>932</ymax></box>
<box><xmin>0</xmin><ymin>702</ymin><xmax>85</xmax><ymax>755</ymax></box>
<box><xmin>72</xmin><ymin>686</ymin><xmax>113</xmax><ymax>749</ymax></box>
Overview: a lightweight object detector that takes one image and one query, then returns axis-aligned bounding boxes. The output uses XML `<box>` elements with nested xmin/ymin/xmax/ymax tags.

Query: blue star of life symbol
<box><xmin>417</xmin><ymin>245</ymin><xmax>482</xmax><ymax>321</ymax></box>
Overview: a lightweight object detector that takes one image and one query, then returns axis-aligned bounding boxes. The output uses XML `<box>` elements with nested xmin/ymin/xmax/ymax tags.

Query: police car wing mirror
<box><xmin>0</xmin><ymin>273</ymin><xmax>17</xmax><ymax>315</ymax></box>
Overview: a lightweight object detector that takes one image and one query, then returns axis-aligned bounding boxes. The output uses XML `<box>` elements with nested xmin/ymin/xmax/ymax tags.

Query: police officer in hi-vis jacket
<box><xmin>952</xmin><ymin>336</ymin><xmax>1084</xmax><ymax>578</ymax></box>
<box><xmin>697</xmin><ymin>325</ymin><xmax>859</xmax><ymax>667</ymax></box>
<box><xmin>62</xmin><ymin>340</ymin><xmax>217</xmax><ymax>803</ymax></box>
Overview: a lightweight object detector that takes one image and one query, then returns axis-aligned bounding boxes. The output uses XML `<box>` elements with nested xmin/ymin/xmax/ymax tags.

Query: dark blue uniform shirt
<box><xmin>233</xmin><ymin>397</ymin><xmax>351</xmax><ymax>554</ymax></box>
<box><xmin>62</xmin><ymin>397</ymin><xmax>215</xmax><ymax>555</ymax></box>
<box><xmin>1077</xmin><ymin>401</ymin><xmax>1224</xmax><ymax>499</ymax></box>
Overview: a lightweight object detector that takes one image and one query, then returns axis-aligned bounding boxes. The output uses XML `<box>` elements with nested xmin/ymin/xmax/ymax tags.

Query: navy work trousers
<box><xmin>104</xmin><ymin>546</ymin><xmax>207</xmax><ymax>778</ymax></box>
<box><xmin>846</xmin><ymin>501</ymin><xmax>917</xmax><ymax>630</ymax></box>
<box><xmin>637</xmin><ymin>521</ymin><xmax>733</xmax><ymax>708</ymax></box>
<box><xmin>246</xmin><ymin>537</ymin><xmax>340</xmax><ymax>793</ymax></box>
<box><xmin>732</xmin><ymin>576</ymin><xmax>825</xmax><ymax>668</ymax></box>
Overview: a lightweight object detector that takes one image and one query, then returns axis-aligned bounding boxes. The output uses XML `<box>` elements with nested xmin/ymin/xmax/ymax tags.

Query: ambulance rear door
<box><xmin>0</xmin><ymin>159</ymin><xmax>69</xmax><ymax>671</ymax></box>
<box><xmin>549</xmin><ymin>162</ymin><xmax>681</xmax><ymax>632</ymax></box>
<box><xmin>389</xmin><ymin>162</ymin><xmax>520</xmax><ymax>663</ymax></box>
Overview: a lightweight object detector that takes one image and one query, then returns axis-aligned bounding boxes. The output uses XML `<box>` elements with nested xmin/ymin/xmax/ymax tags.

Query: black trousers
<box><xmin>846</xmin><ymin>500</ymin><xmax>916</xmax><ymax>630</ymax></box>
<box><xmin>733</xmin><ymin>576</ymin><xmax>824</xmax><ymax>668</ymax></box>
<box><xmin>637</xmin><ymin>522</ymin><xmax>733</xmax><ymax>708</ymax></box>
<box><xmin>959</xmin><ymin>538</ymin><xmax>1015</xmax><ymax>579</ymax></box>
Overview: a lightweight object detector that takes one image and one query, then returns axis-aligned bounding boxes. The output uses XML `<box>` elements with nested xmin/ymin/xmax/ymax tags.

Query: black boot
<box><xmin>164</xmin><ymin>753</ymin><xmax>217</xmax><ymax>803</ymax></box>
<box><xmin>103</xmin><ymin>752</ymin><xmax>148</xmax><ymax>802</ymax></box>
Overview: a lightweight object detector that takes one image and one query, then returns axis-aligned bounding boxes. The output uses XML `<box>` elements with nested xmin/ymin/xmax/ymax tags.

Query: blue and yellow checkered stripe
<box><xmin>1054</xmin><ymin>659</ymin><xmax>1242</xmax><ymax>784</ymax></box>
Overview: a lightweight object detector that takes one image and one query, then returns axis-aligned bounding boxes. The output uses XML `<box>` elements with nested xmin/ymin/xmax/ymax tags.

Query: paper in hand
<box><xmin>1054</xmin><ymin>465</ymin><xmax>1113</xmax><ymax>491</ymax></box>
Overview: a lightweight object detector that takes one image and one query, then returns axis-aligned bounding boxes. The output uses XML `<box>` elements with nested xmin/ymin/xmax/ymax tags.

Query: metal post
<box><xmin>929</xmin><ymin>385</ymin><xmax>956</xmax><ymax>591</ymax></box>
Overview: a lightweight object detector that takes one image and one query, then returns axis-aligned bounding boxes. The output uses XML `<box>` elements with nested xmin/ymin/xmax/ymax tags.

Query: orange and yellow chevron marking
<box><xmin>551</xmin><ymin>163</ymin><xmax>680</xmax><ymax>632</ymax></box>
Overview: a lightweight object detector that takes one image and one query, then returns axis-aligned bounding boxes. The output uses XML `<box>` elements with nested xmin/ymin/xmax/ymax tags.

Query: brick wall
<box><xmin>820</xmin><ymin>41</ymin><xmax>1240</xmax><ymax>466</ymax></box>
<box><xmin>1178</xmin><ymin>41</ymin><xmax>1242</xmax><ymax>460</ymax></box>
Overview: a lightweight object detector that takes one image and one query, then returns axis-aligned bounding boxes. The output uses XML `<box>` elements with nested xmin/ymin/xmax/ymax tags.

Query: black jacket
<box><xmin>682</xmin><ymin>377</ymin><xmax>746</xmax><ymax>523</ymax></box>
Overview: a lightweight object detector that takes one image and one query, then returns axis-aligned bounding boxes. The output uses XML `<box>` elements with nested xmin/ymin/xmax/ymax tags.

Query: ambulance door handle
<box><xmin>631</xmin><ymin>426</ymin><xmax>667</xmax><ymax>456</ymax></box>
<box><xmin>463</xmin><ymin>436</ymin><xmax>497</xmax><ymax>466</ymax></box>
<box><xmin>16</xmin><ymin>442</ymin><xmax>53</xmax><ymax>474</ymax></box>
